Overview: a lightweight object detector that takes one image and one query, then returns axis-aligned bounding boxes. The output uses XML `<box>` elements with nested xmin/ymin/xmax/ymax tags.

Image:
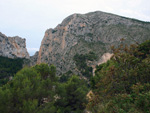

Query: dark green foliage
<box><xmin>2</xmin><ymin>40</ymin><xmax>150</xmax><ymax>112</ymax></box>
<box><xmin>33</xmin><ymin>63</ymin><xmax>57</xmax><ymax>81</ymax></box>
<box><xmin>65</xmin><ymin>76</ymin><xmax>88</xmax><ymax>111</ymax></box>
<box><xmin>59</xmin><ymin>74</ymin><xmax>70</xmax><ymax>83</ymax></box>
<box><xmin>0</xmin><ymin>78</ymin><xmax>9</xmax><ymax>87</ymax></box>
<box><xmin>0</xmin><ymin>63</ymin><xmax>89</xmax><ymax>113</ymax></box>
<box><xmin>73</xmin><ymin>52</ymin><xmax>97</xmax><ymax>78</ymax></box>
<box><xmin>0</xmin><ymin>56</ymin><xmax>24</xmax><ymax>86</ymax></box>
<box><xmin>59</xmin><ymin>70</ymin><xmax>72</xmax><ymax>83</ymax></box>
<box><xmin>87</xmin><ymin>40</ymin><xmax>150</xmax><ymax>113</ymax></box>
<box><xmin>91</xmin><ymin>60</ymin><xmax>114</xmax><ymax>89</ymax></box>
<box><xmin>86</xmin><ymin>51</ymin><xmax>98</xmax><ymax>61</ymax></box>
<box><xmin>86</xmin><ymin>33</ymin><xmax>93</xmax><ymax>37</ymax></box>
<box><xmin>52</xmin><ymin>30</ymin><xmax>57</xmax><ymax>33</ymax></box>
<box><xmin>137</xmin><ymin>40</ymin><xmax>150</xmax><ymax>59</ymax></box>
<box><xmin>55</xmin><ymin>75</ymin><xmax>89</xmax><ymax>113</ymax></box>
<box><xmin>0</xmin><ymin>63</ymin><xmax>57</xmax><ymax>113</ymax></box>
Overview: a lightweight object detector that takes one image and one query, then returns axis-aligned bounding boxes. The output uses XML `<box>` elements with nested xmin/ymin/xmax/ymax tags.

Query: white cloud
<box><xmin>27</xmin><ymin>48</ymin><xmax>39</xmax><ymax>56</ymax></box>
<box><xmin>27</xmin><ymin>48</ymin><xmax>39</xmax><ymax>51</ymax></box>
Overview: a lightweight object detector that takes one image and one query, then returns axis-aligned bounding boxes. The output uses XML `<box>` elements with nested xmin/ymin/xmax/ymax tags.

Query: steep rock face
<box><xmin>0</xmin><ymin>32</ymin><xmax>29</xmax><ymax>59</ymax></box>
<box><xmin>37</xmin><ymin>11</ymin><xmax>150</xmax><ymax>75</ymax></box>
<box><xmin>29</xmin><ymin>51</ymin><xmax>39</xmax><ymax>66</ymax></box>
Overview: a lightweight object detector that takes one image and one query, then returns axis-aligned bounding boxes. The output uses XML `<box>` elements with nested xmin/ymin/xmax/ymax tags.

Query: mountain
<box><xmin>35</xmin><ymin>11</ymin><xmax>150</xmax><ymax>75</ymax></box>
<box><xmin>0</xmin><ymin>32</ymin><xmax>29</xmax><ymax>59</ymax></box>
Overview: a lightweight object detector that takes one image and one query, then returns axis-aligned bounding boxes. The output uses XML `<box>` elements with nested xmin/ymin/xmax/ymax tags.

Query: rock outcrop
<box><xmin>37</xmin><ymin>11</ymin><xmax>150</xmax><ymax>75</ymax></box>
<box><xmin>0</xmin><ymin>32</ymin><xmax>29</xmax><ymax>59</ymax></box>
<box><xmin>92</xmin><ymin>53</ymin><xmax>113</xmax><ymax>75</ymax></box>
<box><xmin>29</xmin><ymin>51</ymin><xmax>39</xmax><ymax>66</ymax></box>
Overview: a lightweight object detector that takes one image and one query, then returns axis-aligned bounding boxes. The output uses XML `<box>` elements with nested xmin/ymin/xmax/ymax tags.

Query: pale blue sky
<box><xmin>0</xmin><ymin>0</ymin><xmax>150</xmax><ymax>55</ymax></box>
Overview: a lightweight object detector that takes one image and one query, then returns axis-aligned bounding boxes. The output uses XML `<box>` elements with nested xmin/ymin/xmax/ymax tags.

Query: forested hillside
<box><xmin>0</xmin><ymin>56</ymin><xmax>24</xmax><ymax>86</ymax></box>
<box><xmin>0</xmin><ymin>40</ymin><xmax>150</xmax><ymax>113</ymax></box>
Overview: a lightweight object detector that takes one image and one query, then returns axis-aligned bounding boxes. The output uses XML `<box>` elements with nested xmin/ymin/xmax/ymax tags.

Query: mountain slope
<box><xmin>36</xmin><ymin>11</ymin><xmax>150</xmax><ymax>75</ymax></box>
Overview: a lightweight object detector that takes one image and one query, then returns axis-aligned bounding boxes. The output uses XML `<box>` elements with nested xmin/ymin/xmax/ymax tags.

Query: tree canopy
<box><xmin>1</xmin><ymin>40</ymin><xmax>150</xmax><ymax>113</ymax></box>
<box><xmin>87</xmin><ymin>40</ymin><xmax>150</xmax><ymax>113</ymax></box>
<box><xmin>0</xmin><ymin>63</ymin><xmax>89</xmax><ymax>113</ymax></box>
<box><xmin>0</xmin><ymin>56</ymin><xmax>24</xmax><ymax>86</ymax></box>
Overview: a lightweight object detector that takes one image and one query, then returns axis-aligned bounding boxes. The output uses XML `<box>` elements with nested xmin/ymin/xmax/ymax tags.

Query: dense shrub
<box><xmin>87</xmin><ymin>40</ymin><xmax>150</xmax><ymax>113</ymax></box>
<box><xmin>0</xmin><ymin>56</ymin><xmax>24</xmax><ymax>86</ymax></box>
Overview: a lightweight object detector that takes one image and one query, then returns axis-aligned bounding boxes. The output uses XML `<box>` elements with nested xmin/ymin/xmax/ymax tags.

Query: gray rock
<box><xmin>0</xmin><ymin>32</ymin><xmax>29</xmax><ymax>59</ymax></box>
<box><xmin>35</xmin><ymin>11</ymin><xmax>150</xmax><ymax>75</ymax></box>
<box><xmin>29</xmin><ymin>51</ymin><xmax>39</xmax><ymax>66</ymax></box>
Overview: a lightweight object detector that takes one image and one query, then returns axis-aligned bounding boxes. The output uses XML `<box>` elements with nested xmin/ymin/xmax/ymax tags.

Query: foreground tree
<box><xmin>55</xmin><ymin>75</ymin><xmax>89</xmax><ymax>113</ymax></box>
<box><xmin>87</xmin><ymin>40</ymin><xmax>150</xmax><ymax>113</ymax></box>
<box><xmin>0</xmin><ymin>63</ymin><xmax>89</xmax><ymax>113</ymax></box>
<box><xmin>0</xmin><ymin>56</ymin><xmax>24</xmax><ymax>86</ymax></box>
<box><xmin>0</xmin><ymin>63</ymin><xmax>57</xmax><ymax>113</ymax></box>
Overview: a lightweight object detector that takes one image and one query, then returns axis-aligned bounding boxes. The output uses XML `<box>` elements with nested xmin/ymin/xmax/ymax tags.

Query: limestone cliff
<box><xmin>37</xmin><ymin>11</ymin><xmax>150</xmax><ymax>75</ymax></box>
<box><xmin>0</xmin><ymin>32</ymin><xmax>29</xmax><ymax>59</ymax></box>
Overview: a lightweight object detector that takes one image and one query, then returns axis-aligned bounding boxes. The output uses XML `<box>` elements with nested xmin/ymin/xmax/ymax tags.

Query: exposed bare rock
<box><xmin>98</xmin><ymin>53</ymin><xmax>113</xmax><ymax>65</ymax></box>
<box><xmin>93</xmin><ymin>53</ymin><xmax>113</xmax><ymax>75</ymax></box>
<box><xmin>0</xmin><ymin>32</ymin><xmax>29</xmax><ymax>59</ymax></box>
<box><xmin>29</xmin><ymin>51</ymin><xmax>39</xmax><ymax>66</ymax></box>
<box><xmin>36</xmin><ymin>11</ymin><xmax>150</xmax><ymax>75</ymax></box>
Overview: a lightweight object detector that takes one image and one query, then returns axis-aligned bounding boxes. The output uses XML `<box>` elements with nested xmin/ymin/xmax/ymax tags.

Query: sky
<box><xmin>0</xmin><ymin>0</ymin><xmax>150</xmax><ymax>56</ymax></box>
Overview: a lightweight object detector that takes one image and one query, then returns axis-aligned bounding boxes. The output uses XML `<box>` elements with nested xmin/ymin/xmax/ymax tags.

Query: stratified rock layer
<box><xmin>37</xmin><ymin>11</ymin><xmax>150</xmax><ymax>74</ymax></box>
<box><xmin>0</xmin><ymin>32</ymin><xmax>29</xmax><ymax>59</ymax></box>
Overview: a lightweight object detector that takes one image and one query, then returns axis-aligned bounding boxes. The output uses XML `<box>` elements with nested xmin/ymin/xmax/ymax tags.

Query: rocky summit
<box><xmin>0</xmin><ymin>32</ymin><xmax>29</xmax><ymax>59</ymax></box>
<box><xmin>29</xmin><ymin>11</ymin><xmax>150</xmax><ymax>74</ymax></box>
<box><xmin>35</xmin><ymin>11</ymin><xmax>150</xmax><ymax>75</ymax></box>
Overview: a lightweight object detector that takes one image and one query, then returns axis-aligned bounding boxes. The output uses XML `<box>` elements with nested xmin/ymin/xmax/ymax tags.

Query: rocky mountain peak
<box><xmin>0</xmin><ymin>32</ymin><xmax>29</xmax><ymax>59</ymax></box>
<box><xmin>36</xmin><ymin>11</ymin><xmax>150</xmax><ymax>75</ymax></box>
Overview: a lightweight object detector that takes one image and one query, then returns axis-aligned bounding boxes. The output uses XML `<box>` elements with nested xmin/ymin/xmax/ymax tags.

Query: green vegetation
<box><xmin>55</xmin><ymin>75</ymin><xmax>89</xmax><ymax>112</ymax></box>
<box><xmin>73</xmin><ymin>52</ymin><xmax>97</xmax><ymax>78</ymax></box>
<box><xmin>87</xmin><ymin>40</ymin><xmax>150</xmax><ymax>113</ymax></box>
<box><xmin>59</xmin><ymin>70</ymin><xmax>72</xmax><ymax>83</ymax></box>
<box><xmin>86</xmin><ymin>33</ymin><xmax>93</xmax><ymax>37</ymax></box>
<box><xmin>0</xmin><ymin>63</ymin><xmax>89</xmax><ymax>113</ymax></box>
<box><xmin>0</xmin><ymin>56</ymin><xmax>24</xmax><ymax>86</ymax></box>
<box><xmin>0</xmin><ymin>40</ymin><xmax>150</xmax><ymax>113</ymax></box>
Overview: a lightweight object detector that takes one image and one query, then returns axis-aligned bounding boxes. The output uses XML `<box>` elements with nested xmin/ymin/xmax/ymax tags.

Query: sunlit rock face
<box><xmin>92</xmin><ymin>53</ymin><xmax>114</xmax><ymax>75</ymax></box>
<box><xmin>37</xmin><ymin>11</ymin><xmax>150</xmax><ymax>75</ymax></box>
<box><xmin>0</xmin><ymin>32</ymin><xmax>29</xmax><ymax>59</ymax></box>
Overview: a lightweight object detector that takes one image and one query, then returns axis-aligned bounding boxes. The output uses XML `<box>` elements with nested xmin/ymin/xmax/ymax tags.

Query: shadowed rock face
<box><xmin>0</xmin><ymin>32</ymin><xmax>29</xmax><ymax>59</ymax></box>
<box><xmin>37</xmin><ymin>11</ymin><xmax>150</xmax><ymax>75</ymax></box>
<box><xmin>28</xmin><ymin>51</ymin><xmax>39</xmax><ymax>66</ymax></box>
